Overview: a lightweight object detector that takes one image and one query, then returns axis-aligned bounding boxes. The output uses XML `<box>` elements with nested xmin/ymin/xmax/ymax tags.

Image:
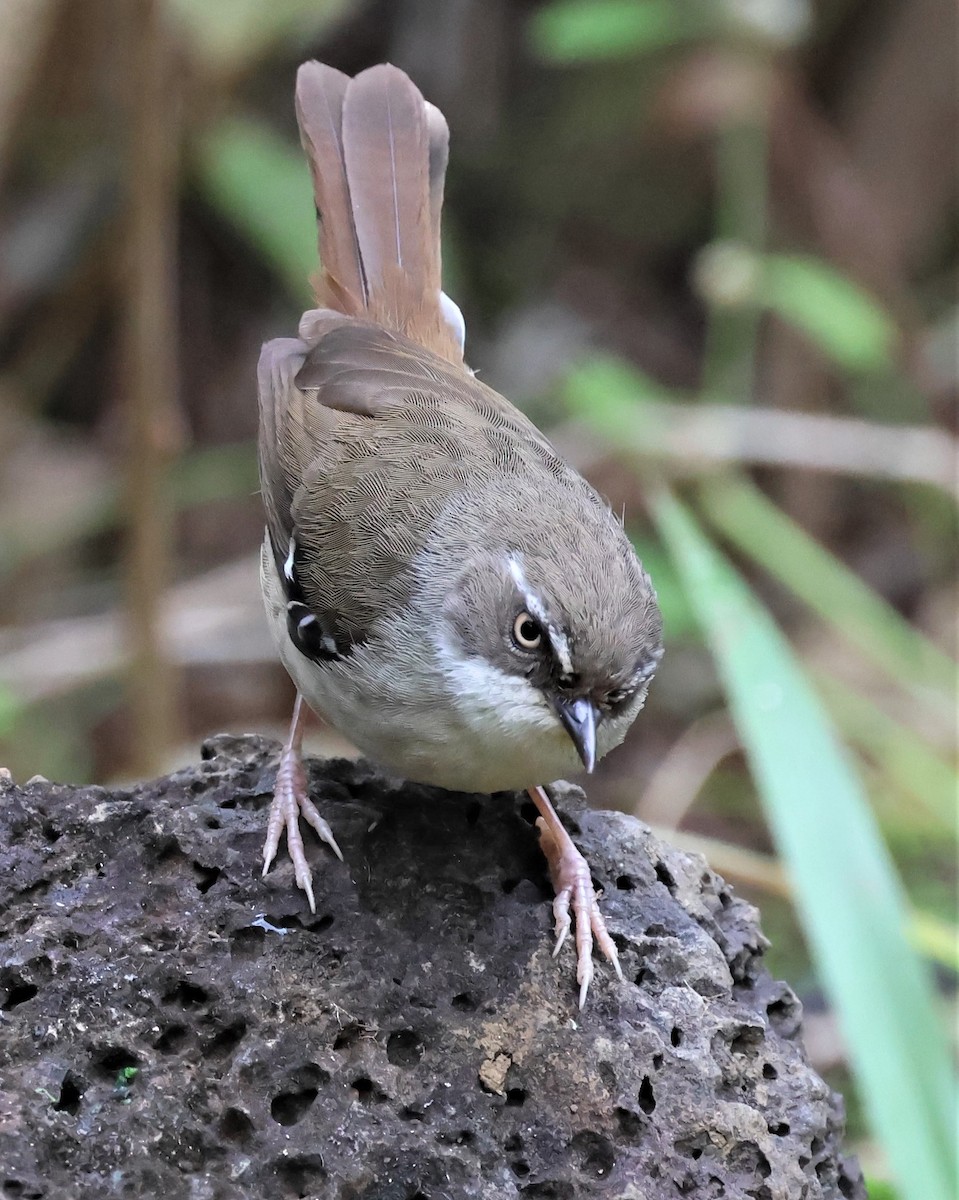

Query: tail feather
<box><xmin>424</xmin><ymin>102</ymin><xmax>449</xmax><ymax>271</ymax></box>
<box><xmin>342</xmin><ymin>66</ymin><xmax>433</xmax><ymax>301</ymax></box>
<box><xmin>295</xmin><ymin>63</ymin><xmax>366</xmax><ymax>314</ymax></box>
<box><xmin>295</xmin><ymin>61</ymin><xmax>462</xmax><ymax>365</ymax></box>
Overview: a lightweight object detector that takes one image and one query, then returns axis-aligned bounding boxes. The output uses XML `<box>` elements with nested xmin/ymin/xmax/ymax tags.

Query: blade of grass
<box><xmin>698</xmin><ymin>473</ymin><xmax>956</xmax><ymax>701</ymax></box>
<box><xmin>652</xmin><ymin>488</ymin><xmax>957</xmax><ymax>1200</ymax></box>
<box><xmin>815</xmin><ymin>673</ymin><xmax>957</xmax><ymax>828</ymax></box>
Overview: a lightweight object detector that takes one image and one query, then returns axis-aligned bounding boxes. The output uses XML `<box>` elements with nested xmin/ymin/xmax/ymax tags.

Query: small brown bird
<box><xmin>258</xmin><ymin>62</ymin><xmax>663</xmax><ymax>1006</ymax></box>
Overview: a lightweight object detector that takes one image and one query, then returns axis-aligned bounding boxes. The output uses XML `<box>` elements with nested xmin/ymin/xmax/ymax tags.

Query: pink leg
<box><xmin>262</xmin><ymin>694</ymin><xmax>342</xmax><ymax>912</ymax></box>
<box><xmin>528</xmin><ymin>785</ymin><xmax>623</xmax><ymax>1008</ymax></box>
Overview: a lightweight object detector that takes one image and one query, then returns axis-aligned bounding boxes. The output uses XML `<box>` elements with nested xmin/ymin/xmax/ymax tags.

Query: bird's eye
<box><xmin>512</xmin><ymin>612</ymin><xmax>543</xmax><ymax>650</ymax></box>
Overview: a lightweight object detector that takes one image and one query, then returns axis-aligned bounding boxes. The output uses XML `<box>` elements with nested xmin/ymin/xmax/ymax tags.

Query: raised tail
<box><xmin>295</xmin><ymin>61</ymin><xmax>462</xmax><ymax>365</ymax></box>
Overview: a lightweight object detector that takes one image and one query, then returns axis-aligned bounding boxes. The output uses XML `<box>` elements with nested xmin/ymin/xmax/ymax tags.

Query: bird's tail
<box><xmin>295</xmin><ymin>61</ymin><xmax>462</xmax><ymax>365</ymax></box>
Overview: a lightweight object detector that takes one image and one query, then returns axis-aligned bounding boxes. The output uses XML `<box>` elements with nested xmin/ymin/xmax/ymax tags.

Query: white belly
<box><xmin>260</xmin><ymin>540</ymin><xmax>636</xmax><ymax>792</ymax></box>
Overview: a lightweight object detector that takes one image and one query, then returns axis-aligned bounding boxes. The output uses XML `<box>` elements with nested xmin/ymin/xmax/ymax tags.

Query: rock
<box><xmin>0</xmin><ymin>735</ymin><xmax>864</xmax><ymax>1199</ymax></box>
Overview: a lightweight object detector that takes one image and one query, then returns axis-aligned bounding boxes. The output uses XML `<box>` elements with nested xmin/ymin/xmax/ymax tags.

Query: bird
<box><xmin>257</xmin><ymin>61</ymin><xmax>663</xmax><ymax>1007</ymax></box>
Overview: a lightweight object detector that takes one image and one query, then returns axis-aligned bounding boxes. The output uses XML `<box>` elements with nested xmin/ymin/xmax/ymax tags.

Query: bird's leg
<box><xmin>528</xmin><ymin>784</ymin><xmax>623</xmax><ymax>1008</ymax></box>
<box><xmin>262</xmin><ymin>693</ymin><xmax>343</xmax><ymax>913</ymax></box>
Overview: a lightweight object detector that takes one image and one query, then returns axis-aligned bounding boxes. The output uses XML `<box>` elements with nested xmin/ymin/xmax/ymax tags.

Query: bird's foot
<box><xmin>262</xmin><ymin>739</ymin><xmax>342</xmax><ymax>914</ymax></box>
<box><xmin>530</xmin><ymin>786</ymin><xmax>622</xmax><ymax>1008</ymax></box>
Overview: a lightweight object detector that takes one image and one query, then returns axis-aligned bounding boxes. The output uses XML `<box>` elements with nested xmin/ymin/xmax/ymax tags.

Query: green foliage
<box><xmin>698</xmin><ymin>474</ymin><xmax>956</xmax><ymax>702</ymax></box>
<box><xmin>193</xmin><ymin>116</ymin><xmax>315</xmax><ymax>300</ymax></box>
<box><xmin>760</xmin><ymin>254</ymin><xmax>898</xmax><ymax>374</ymax></box>
<box><xmin>652</xmin><ymin>490</ymin><xmax>958</xmax><ymax>1200</ymax></box>
<box><xmin>531</xmin><ymin>0</ymin><xmax>714</xmax><ymax>62</ymax></box>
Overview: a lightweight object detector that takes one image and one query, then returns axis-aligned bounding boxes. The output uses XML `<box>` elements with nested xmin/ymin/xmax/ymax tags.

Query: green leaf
<box><xmin>651</xmin><ymin>489</ymin><xmax>957</xmax><ymax>1200</ymax></box>
<box><xmin>172</xmin><ymin>0</ymin><xmax>349</xmax><ymax>72</ymax></box>
<box><xmin>816</xmin><ymin>673</ymin><xmax>957</xmax><ymax>829</ymax></box>
<box><xmin>531</xmin><ymin>0</ymin><xmax>712</xmax><ymax>62</ymax></box>
<box><xmin>563</xmin><ymin>354</ymin><xmax>678</xmax><ymax>435</ymax></box>
<box><xmin>699</xmin><ymin>474</ymin><xmax>956</xmax><ymax>704</ymax></box>
<box><xmin>760</xmin><ymin>254</ymin><xmax>897</xmax><ymax>374</ymax></box>
<box><xmin>864</xmin><ymin>1181</ymin><xmax>900</xmax><ymax>1200</ymax></box>
<box><xmin>193</xmin><ymin>116</ymin><xmax>315</xmax><ymax>301</ymax></box>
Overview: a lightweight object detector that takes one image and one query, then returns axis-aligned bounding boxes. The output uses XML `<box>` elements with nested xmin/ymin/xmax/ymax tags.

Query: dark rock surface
<box><xmin>0</xmin><ymin>734</ymin><xmax>863</xmax><ymax>1200</ymax></box>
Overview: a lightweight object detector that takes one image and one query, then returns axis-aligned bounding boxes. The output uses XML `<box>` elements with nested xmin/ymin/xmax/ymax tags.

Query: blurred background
<box><xmin>0</xmin><ymin>1</ymin><xmax>955</xmax><ymax>1196</ymax></box>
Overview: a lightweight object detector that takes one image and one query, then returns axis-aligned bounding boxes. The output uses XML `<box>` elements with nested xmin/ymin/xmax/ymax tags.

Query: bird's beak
<box><xmin>554</xmin><ymin>696</ymin><xmax>598</xmax><ymax>774</ymax></box>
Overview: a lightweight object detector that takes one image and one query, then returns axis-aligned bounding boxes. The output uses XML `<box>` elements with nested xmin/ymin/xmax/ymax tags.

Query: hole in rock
<box><xmin>1</xmin><ymin>979</ymin><xmax>38</xmax><ymax>1011</ymax></box>
<box><xmin>518</xmin><ymin>800</ymin><xmax>539</xmax><ymax>825</ymax></box>
<box><xmin>220</xmin><ymin>1107</ymin><xmax>254</xmax><ymax>1145</ymax></box>
<box><xmin>42</xmin><ymin>822</ymin><xmax>61</xmax><ymax>843</ymax></box>
<box><xmin>163</xmin><ymin>980</ymin><xmax>209</xmax><ymax>1008</ymax></box>
<box><xmin>571</xmin><ymin>1130</ymin><xmax>616</xmax><ymax>1176</ymax></box>
<box><xmin>654</xmin><ymin>861</ymin><xmax>676</xmax><ymax>892</ymax></box>
<box><xmin>387</xmin><ymin>1029</ymin><xmax>424</xmax><ymax>1067</ymax></box>
<box><xmin>730</xmin><ymin>1026</ymin><xmax>764</xmax><ymax>1055</ymax></box>
<box><xmin>645</xmin><ymin>923</ymin><xmax>670</xmax><ymax>938</ymax></box>
<box><xmin>203</xmin><ymin>1019</ymin><xmax>246</xmax><ymax>1060</ymax></box>
<box><xmin>93</xmin><ymin>1046</ymin><xmax>141</xmax><ymax>1080</ymax></box>
<box><xmin>193</xmin><ymin>864</ymin><xmax>221</xmax><ymax>894</ymax></box>
<box><xmin>333</xmin><ymin>1024</ymin><xmax>362</xmax><ymax>1051</ymax></box>
<box><xmin>270</xmin><ymin>1087</ymin><xmax>319</xmax><ymax>1126</ymax></box>
<box><xmin>505</xmin><ymin>1087</ymin><xmax>526</xmax><ymax>1107</ymax></box>
<box><xmin>155</xmin><ymin>838</ymin><xmax>184</xmax><ymax>865</ymax></box>
<box><xmin>230</xmin><ymin>927</ymin><xmax>264</xmax><ymax>961</ymax></box>
<box><xmin>638</xmin><ymin>1076</ymin><xmax>656</xmax><ymax>1114</ymax></box>
<box><xmin>768</xmin><ymin>1122</ymin><xmax>790</xmax><ymax>1137</ymax></box>
<box><xmin>53</xmin><ymin>1071</ymin><xmax>84</xmax><ymax>1116</ymax></box>
<box><xmin>615</xmin><ymin>874</ymin><xmax>635</xmax><ymax>890</ymax></box>
<box><xmin>762</xmin><ymin>1062</ymin><xmax>778</xmax><ymax>1080</ymax></box>
<box><xmin>511</xmin><ymin>1162</ymin><xmax>531</xmax><ymax>1178</ymax></box>
<box><xmin>670</xmin><ymin>1026</ymin><xmax>684</xmax><ymax>1047</ymax></box>
<box><xmin>615</xmin><ymin>1107</ymin><xmax>643</xmax><ymax>1139</ymax></box>
<box><xmin>451</xmin><ymin>992</ymin><xmax>476</xmax><ymax>1012</ymax></box>
<box><xmin>351</xmin><ymin>1076</ymin><xmax>384</xmax><ymax>1103</ymax></box>
<box><xmin>274</xmin><ymin>1153</ymin><xmax>326</xmax><ymax>1196</ymax></box>
<box><xmin>652</xmin><ymin>1053</ymin><xmax>664</xmax><ymax>1070</ymax></box>
<box><xmin>504</xmin><ymin>1134</ymin><xmax>524</xmax><ymax>1152</ymax></box>
<box><xmin>765</xmin><ymin>994</ymin><xmax>797</xmax><ymax>1030</ymax></box>
<box><xmin>154</xmin><ymin>1024</ymin><xmax>189</xmax><ymax>1054</ymax></box>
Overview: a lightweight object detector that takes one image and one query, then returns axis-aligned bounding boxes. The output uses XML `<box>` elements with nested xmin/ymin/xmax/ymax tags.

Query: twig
<box><xmin>121</xmin><ymin>0</ymin><xmax>183</xmax><ymax>774</ymax></box>
<box><xmin>636</xmin><ymin>710</ymin><xmax>740</xmax><ymax>830</ymax></box>
<box><xmin>558</xmin><ymin>402</ymin><xmax>958</xmax><ymax>494</ymax></box>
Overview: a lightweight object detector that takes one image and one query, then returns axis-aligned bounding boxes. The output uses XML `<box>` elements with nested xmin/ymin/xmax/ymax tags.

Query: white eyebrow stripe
<box><xmin>548</xmin><ymin>627</ymin><xmax>574</xmax><ymax>679</ymax></box>
<box><xmin>507</xmin><ymin>554</ymin><xmax>574</xmax><ymax>678</ymax></box>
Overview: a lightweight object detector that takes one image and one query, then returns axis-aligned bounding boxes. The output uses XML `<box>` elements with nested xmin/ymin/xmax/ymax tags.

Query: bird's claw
<box><xmin>262</xmin><ymin>742</ymin><xmax>342</xmax><ymax>914</ymax></box>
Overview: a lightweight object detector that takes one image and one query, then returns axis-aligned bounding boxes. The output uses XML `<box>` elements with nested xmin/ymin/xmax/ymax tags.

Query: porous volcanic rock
<box><xmin>0</xmin><ymin>734</ymin><xmax>863</xmax><ymax>1199</ymax></box>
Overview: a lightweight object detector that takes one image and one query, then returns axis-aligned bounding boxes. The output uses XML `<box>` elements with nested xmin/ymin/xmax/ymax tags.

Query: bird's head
<box><xmin>435</xmin><ymin>533</ymin><xmax>663</xmax><ymax>776</ymax></box>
